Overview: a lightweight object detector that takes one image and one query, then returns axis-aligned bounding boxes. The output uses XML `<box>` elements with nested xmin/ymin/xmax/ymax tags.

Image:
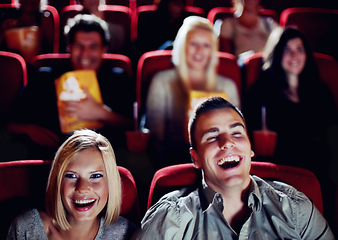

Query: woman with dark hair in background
<box><xmin>245</xmin><ymin>27</ymin><xmax>336</xmax><ymax>167</ymax></box>
<box><xmin>244</xmin><ymin>27</ymin><xmax>337</xmax><ymax>232</ymax></box>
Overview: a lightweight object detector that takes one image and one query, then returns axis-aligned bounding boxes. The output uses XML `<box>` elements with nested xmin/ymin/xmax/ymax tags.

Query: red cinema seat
<box><xmin>313</xmin><ymin>53</ymin><xmax>338</xmax><ymax>111</ymax></box>
<box><xmin>188</xmin><ymin>0</ymin><xmax>232</xmax><ymax>14</ymax></box>
<box><xmin>147</xmin><ymin>162</ymin><xmax>324</xmax><ymax>215</ymax></box>
<box><xmin>242</xmin><ymin>52</ymin><xmax>263</xmax><ymax>94</ymax></box>
<box><xmin>0</xmin><ymin>51</ymin><xmax>27</xmax><ymax>118</ymax></box>
<box><xmin>207</xmin><ymin>6</ymin><xmax>279</xmax><ymax>24</ymax></box>
<box><xmin>32</xmin><ymin>52</ymin><xmax>132</xmax><ymax>78</ymax></box>
<box><xmin>133</xmin><ymin>4</ymin><xmax>204</xmax><ymax>42</ymax></box>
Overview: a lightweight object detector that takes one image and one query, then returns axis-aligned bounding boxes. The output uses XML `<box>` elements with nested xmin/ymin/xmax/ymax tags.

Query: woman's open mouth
<box><xmin>72</xmin><ymin>199</ymin><xmax>96</xmax><ymax>211</ymax></box>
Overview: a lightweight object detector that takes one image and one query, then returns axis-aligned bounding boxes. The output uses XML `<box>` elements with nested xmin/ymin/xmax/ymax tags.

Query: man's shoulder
<box><xmin>252</xmin><ymin>175</ymin><xmax>311</xmax><ymax>205</ymax></box>
<box><xmin>144</xmin><ymin>187</ymin><xmax>200</xmax><ymax>220</ymax></box>
<box><xmin>154</xmin><ymin>187</ymin><xmax>200</xmax><ymax>206</ymax></box>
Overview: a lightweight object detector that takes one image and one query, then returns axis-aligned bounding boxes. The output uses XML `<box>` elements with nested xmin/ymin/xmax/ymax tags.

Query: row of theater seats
<box><xmin>1</xmin><ymin>3</ymin><xmax>338</xmax><ymax>59</ymax></box>
<box><xmin>1</xmin><ymin>49</ymin><xmax>338</xmax><ymax>120</ymax></box>
<box><xmin>0</xmin><ymin>159</ymin><xmax>325</xmax><ymax>238</ymax></box>
<box><xmin>0</xmin><ymin>0</ymin><xmax>232</xmax><ymax>12</ymax></box>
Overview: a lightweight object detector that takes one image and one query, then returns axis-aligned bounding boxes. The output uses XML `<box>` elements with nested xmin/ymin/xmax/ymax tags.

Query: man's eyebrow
<box><xmin>230</xmin><ymin>122</ymin><xmax>245</xmax><ymax>129</ymax></box>
<box><xmin>201</xmin><ymin>128</ymin><xmax>219</xmax><ymax>141</ymax></box>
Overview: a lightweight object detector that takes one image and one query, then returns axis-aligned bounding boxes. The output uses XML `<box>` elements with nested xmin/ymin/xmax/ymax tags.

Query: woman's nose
<box><xmin>75</xmin><ymin>178</ymin><xmax>90</xmax><ymax>192</ymax></box>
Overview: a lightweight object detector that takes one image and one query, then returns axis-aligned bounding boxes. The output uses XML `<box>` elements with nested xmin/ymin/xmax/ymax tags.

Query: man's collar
<box><xmin>200</xmin><ymin>175</ymin><xmax>262</xmax><ymax>212</ymax></box>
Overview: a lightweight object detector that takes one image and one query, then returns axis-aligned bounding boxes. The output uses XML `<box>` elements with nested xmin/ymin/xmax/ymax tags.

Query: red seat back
<box><xmin>313</xmin><ymin>53</ymin><xmax>338</xmax><ymax>111</ymax></box>
<box><xmin>207</xmin><ymin>6</ymin><xmax>279</xmax><ymax>23</ymax></box>
<box><xmin>0</xmin><ymin>51</ymin><xmax>27</xmax><ymax>117</ymax></box>
<box><xmin>147</xmin><ymin>162</ymin><xmax>324</xmax><ymax>215</ymax></box>
<box><xmin>133</xmin><ymin>5</ymin><xmax>204</xmax><ymax>42</ymax></box>
<box><xmin>188</xmin><ymin>0</ymin><xmax>232</xmax><ymax>14</ymax></box>
<box><xmin>136</xmin><ymin>50</ymin><xmax>174</xmax><ymax>113</ymax></box>
<box><xmin>32</xmin><ymin>53</ymin><xmax>132</xmax><ymax>78</ymax></box>
<box><xmin>242</xmin><ymin>52</ymin><xmax>263</xmax><ymax>94</ymax></box>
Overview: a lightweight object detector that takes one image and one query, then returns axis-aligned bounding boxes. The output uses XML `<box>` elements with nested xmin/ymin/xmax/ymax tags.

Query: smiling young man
<box><xmin>138</xmin><ymin>97</ymin><xmax>334</xmax><ymax>239</ymax></box>
<box><xmin>60</xmin><ymin>14</ymin><xmax>133</xmax><ymax>139</ymax></box>
<box><xmin>7</xmin><ymin>14</ymin><xmax>134</xmax><ymax>157</ymax></box>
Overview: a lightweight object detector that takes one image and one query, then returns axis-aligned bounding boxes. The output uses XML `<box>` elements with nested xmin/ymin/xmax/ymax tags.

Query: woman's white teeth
<box><xmin>218</xmin><ymin>156</ymin><xmax>240</xmax><ymax>165</ymax></box>
<box><xmin>73</xmin><ymin>199</ymin><xmax>95</xmax><ymax>205</ymax></box>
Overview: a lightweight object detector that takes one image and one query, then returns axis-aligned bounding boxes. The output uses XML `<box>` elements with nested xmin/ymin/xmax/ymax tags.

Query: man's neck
<box><xmin>220</xmin><ymin>181</ymin><xmax>252</xmax><ymax>233</ymax></box>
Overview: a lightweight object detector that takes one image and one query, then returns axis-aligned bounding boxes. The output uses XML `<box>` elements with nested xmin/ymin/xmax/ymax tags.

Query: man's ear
<box><xmin>190</xmin><ymin>147</ymin><xmax>201</xmax><ymax>169</ymax></box>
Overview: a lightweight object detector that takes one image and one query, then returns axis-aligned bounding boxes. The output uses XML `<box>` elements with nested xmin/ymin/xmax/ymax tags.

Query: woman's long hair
<box><xmin>263</xmin><ymin>27</ymin><xmax>321</xmax><ymax>100</ymax></box>
<box><xmin>172</xmin><ymin>16</ymin><xmax>219</xmax><ymax>92</ymax></box>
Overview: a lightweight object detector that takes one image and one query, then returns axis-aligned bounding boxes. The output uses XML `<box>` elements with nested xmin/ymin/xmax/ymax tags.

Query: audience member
<box><xmin>214</xmin><ymin>0</ymin><xmax>277</xmax><ymax>62</ymax></box>
<box><xmin>135</xmin><ymin>0</ymin><xmax>188</xmax><ymax>56</ymax></box>
<box><xmin>244</xmin><ymin>27</ymin><xmax>337</xmax><ymax>231</ymax></box>
<box><xmin>138</xmin><ymin>96</ymin><xmax>335</xmax><ymax>239</ymax></box>
<box><xmin>7</xmin><ymin>129</ymin><xmax>138</xmax><ymax>239</ymax></box>
<box><xmin>146</xmin><ymin>16</ymin><xmax>240</xmax><ymax>167</ymax></box>
<box><xmin>244</xmin><ymin>27</ymin><xmax>337</xmax><ymax>173</ymax></box>
<box><xmin>7</xmin><ymin>14</ymin><xmax>134</xmax><ymax>159</ymax></box>
<box><xmin>0</xmin><ymin>0</ymin><xmax>54</xmax><ymax>64</ymax></box>
<box><xmin>60</xmin><ymin>0</ymin><xmax>130</xmax><ymax>54</ymax></box>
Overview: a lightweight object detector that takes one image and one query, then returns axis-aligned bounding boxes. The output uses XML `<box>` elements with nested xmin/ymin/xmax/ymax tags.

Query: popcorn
<box><xmin>59</xmin><ymin>76</ymin><xmax>86</xmax><ymax>101</ymax></box>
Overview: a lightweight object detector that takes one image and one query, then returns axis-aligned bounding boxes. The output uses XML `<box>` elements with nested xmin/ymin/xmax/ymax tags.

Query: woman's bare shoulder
<box><xmin>38</xmin><ymin>211</ymin><xmax>55</xmax><ymax>235</ymax></box>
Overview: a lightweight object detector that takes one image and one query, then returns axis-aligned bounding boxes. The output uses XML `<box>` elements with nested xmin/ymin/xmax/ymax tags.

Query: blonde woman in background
<box><xmin>7</xmin><ymin>129</ymin><xmax>137</xmax><ymax>239</ymax></box>
<box><xmin>146</xmin><ymin>16</ymin><xmax>240</xmax><ymax>167</ymax></box>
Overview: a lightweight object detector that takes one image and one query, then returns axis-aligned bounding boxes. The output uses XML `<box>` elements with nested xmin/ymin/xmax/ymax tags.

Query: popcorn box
<box><xmin>55</xmin><ymin>70</ymin><xmax>104</xmax><ymax>133</ymax></box>
<box><xmin>4</xmin><ymin>26</ymin><xmax>40</xmax><ymax>64</ymax></box>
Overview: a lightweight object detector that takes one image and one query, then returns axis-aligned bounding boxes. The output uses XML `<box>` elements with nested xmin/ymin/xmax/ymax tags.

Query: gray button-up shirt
<box><xmin>138</xmin><ymin>175</ymin><xmax>334</xmax><ymax>239</ymax></box>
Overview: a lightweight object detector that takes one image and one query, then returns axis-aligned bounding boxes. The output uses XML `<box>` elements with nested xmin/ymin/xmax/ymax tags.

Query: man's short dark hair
<box><xmin>64</xmin><ymin>14</ymin><xmax>110</xmax><ymax>47</ymax></box>
<box><xmin>188</xmin><ymin>97</ymin><xmax>245</xmax><ymax>150</ymax></box>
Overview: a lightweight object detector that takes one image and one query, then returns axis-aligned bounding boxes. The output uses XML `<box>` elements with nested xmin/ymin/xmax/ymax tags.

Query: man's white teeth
<box><xmin>218</xmin><ymin>155</ymin><xmax>240</xmax><ymax>166</ymax></box>
<box><xmin>73</xmin><ymin>199</ymin><xmax>95</xmax><ymax>205</ymax></box>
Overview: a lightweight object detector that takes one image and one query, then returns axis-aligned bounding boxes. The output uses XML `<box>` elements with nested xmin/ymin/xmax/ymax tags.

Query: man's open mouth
<box><xmin>217</xmin><ymin>155</ymin><xmax>241</xmax><ymax>169</ymax></box>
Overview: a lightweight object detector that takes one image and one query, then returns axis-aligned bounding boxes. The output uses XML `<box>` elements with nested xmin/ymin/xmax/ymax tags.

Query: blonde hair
<box><xmin>45</xmin><ymin>129</ymin><xmax>121</xmax><ymax>230</ymax></box>
<box><xmin>262</xmin><ymin>26</ymin><xmax>284</xmax><ymax>70</ymax></box>
<box><xmin>172</xmin><ymin>16</ymin><xmax>219</xmax><ymax>91</ymax></box>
